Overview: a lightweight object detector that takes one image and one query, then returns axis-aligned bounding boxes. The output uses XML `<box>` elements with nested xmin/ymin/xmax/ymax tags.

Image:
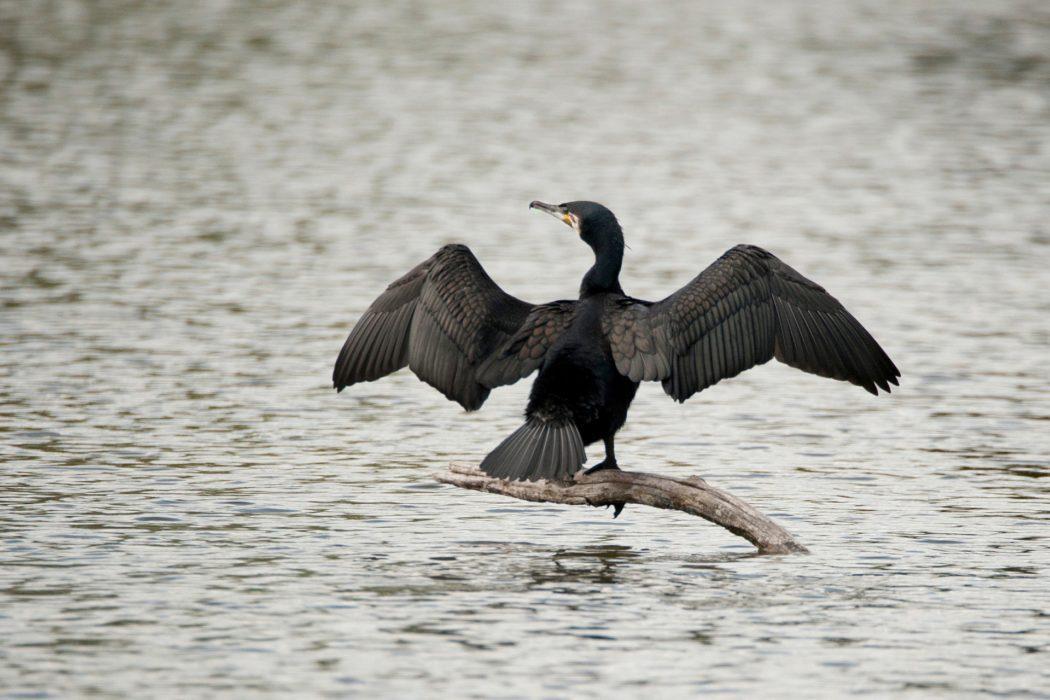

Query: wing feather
<box><xmin>603</xmin><ymin>244</ymin><xmax>900</xmax><ymax>402</ymax></box>
<box><xmin>333</xmin><ymin>244</ymin><xmax>576</xmax><ymax>410</ymax></box>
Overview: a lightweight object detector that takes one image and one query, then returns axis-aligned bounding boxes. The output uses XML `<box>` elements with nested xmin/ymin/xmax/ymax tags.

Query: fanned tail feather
<box><xmin>480</xmin><ymin>418</ymin><xmax>586</xmax><ymax>482</ymax></box>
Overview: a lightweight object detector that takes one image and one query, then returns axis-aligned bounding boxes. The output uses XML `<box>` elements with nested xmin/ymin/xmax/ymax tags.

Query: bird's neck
<box><xmin>580</xmin><ymin>244</ymin><xmax>624</xmax><ymax>297</ymax></box>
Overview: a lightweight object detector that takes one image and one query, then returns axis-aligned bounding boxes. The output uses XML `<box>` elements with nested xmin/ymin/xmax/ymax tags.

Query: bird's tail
<box><xmin>480</xmin><ymin>417</ymin><xmax>586</xmax><ymax>482</ymax></box>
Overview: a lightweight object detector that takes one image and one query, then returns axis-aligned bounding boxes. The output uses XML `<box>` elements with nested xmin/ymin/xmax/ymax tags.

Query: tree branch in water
<box><xmin>435</xmin><ymin>462</ymin><xmax>808</xmax><ymax>555</ymax></box>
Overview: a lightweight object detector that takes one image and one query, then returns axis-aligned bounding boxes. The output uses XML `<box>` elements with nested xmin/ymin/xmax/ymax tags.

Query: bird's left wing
<box><xmin>604</xmin><ymin>244</ymin><xmax>900</xmax><ymax>401</ymax></box>
<box><xmin>333</xmin><ymin>244</ymin><xmax>576</xmax><ymax>410</ymax></box>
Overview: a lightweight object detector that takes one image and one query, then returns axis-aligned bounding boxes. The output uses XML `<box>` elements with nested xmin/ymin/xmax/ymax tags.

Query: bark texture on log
<box><xmin>436</xmin><ymin>462</ymin><xmax>808</xmax><ymax>555</ymax></box>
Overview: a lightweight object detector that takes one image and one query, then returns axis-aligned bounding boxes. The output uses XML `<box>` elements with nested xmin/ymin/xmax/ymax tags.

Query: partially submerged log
<box><xmin>436</xmin><ymin>462</ymin><xmax>808</xmax><ymax>555</ymax></box>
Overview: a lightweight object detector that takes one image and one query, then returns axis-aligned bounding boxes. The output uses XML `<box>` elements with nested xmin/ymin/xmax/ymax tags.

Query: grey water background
<box><xmin>2</xmin><ymin>1</ymin><xmax>1049</xmax><ymax>697</ymax></box>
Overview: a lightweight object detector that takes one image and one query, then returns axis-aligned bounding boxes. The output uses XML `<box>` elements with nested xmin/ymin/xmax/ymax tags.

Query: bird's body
<box><xmin>527</xmin><ymin>293</ymin><xmax>639</xmax><ymax>447</ymax></box>
<box><xmin>333</xmin><ymin>201</ymin><xmax>900</xmax><ymax>486</ymax></box>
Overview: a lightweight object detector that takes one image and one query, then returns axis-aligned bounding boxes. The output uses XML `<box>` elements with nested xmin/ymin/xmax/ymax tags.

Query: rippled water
<box><xmin>2</xmin><ymin>1</ymin><xmax>1049</xmax><ymax>697</ymax></box>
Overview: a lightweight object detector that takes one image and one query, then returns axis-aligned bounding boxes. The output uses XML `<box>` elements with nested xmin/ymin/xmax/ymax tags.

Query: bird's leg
<box><xmin>584</xmin><ymin>435</ymin><xmax>620</xmax><ymax>474</ymax></box>
<box><xmin>584</xmin><ymin>436</ymin><xmax>626</xmax><ymax>518</ymax></box>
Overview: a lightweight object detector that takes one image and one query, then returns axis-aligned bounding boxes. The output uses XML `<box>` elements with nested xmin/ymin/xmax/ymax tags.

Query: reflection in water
<box><xmin>537</xmin><ymin>545</ymin><xmax>638</xmax><ymax>588</ymax></box>
<box><xmin>2</xmin><ymin>0</ymin><xmax>1049</xmax><ymax>697</ymax></box>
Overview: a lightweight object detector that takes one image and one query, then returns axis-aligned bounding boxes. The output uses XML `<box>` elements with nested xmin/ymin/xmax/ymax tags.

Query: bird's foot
<box><xmin>583</xmin><ymin>459</ymin><xmax>620</xmax><ymax>475</ymax></box>
<box><xmin>582</xmin><ymin>461</ymin><xmax>625</xmax><ymax>517</ymax></box>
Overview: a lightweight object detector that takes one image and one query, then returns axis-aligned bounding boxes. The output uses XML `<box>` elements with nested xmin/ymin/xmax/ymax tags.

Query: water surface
<box><xmin>2</xmin><ymin>1</ymin><xmax>1049</xmax><ymax>697</ymax></box>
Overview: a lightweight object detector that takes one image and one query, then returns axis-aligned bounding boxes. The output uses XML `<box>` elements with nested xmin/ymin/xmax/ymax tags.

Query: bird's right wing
<box><xmin>333</xmin><ymin>244</ymin><xmax>576</xmax><ymax>410</ymax></box>
<box><xmin>604</xmin><ymin>244</ymin><xmax>900</xmax><ymax>401</ymax></box>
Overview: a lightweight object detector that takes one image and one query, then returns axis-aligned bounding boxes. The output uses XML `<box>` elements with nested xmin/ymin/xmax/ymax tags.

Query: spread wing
<box><xmin>604</xmin><ymin>244</ymin><xmax>900</xmax><ymax>401</ymax></box>
<box><xmin>333</xmin><ymin>244</ymin><xmax>576</xmax><ymax>410</ymax></box>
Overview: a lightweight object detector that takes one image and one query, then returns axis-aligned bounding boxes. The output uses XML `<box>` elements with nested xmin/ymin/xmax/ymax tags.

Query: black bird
<box><xmin>333</xmin><ymin>201</ymin><xmax>899</xmax><ymax>485</ymax></box>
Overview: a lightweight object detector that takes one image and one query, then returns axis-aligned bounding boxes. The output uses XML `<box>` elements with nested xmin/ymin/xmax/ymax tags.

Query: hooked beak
<box><xmin>530</xmin><ymin>200</ymin><xmax>573</xmax><ymax>227</ymax></box>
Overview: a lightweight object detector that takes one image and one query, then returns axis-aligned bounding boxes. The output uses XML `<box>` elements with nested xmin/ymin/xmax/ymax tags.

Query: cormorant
<box><xmin>333</xmin><ymin>201</ymin><xmax>899</xmax><ymax>485</ymax></box>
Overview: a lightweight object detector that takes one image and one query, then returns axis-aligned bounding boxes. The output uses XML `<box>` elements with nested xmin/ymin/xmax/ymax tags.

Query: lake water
<box><xmin>2</xmin><ymin>1</ymin><xmax>1048</xmax><ymax>697</ymax></box>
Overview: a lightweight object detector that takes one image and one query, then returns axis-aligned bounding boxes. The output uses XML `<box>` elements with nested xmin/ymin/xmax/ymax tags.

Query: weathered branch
<box><xmin>436</xmin><ymin>462</ymin><xmax>808</xmax><ymax>555</ymax></box>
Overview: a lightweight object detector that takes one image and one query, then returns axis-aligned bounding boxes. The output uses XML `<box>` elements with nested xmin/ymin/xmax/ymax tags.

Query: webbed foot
<box><xmin>584</xmin><ymin>459</ymin><xmax>620</xmax><ymax>475</ymax></box>
<box><xmin>586</xmin><ymin>460</ymin><xmax>625</xmax><ymax>517</ymax></box>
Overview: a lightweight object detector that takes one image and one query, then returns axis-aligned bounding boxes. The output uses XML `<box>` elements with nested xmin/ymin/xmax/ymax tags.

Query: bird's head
<box><xmin>530</xmin><ymin>200</ymin><xmax>623</xmax><ymax>254</ymax></box>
